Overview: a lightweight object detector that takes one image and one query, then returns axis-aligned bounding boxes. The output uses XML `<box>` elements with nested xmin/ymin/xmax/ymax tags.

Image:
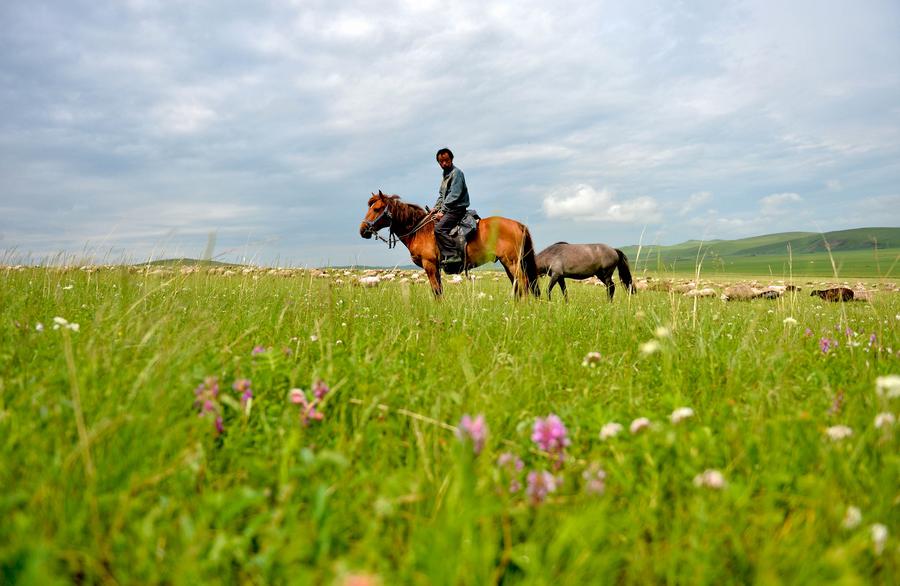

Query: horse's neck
<box><xmin>390</xmin><ymin>202</ymin><xmax>427</xmax><ymax>236</ymax></box>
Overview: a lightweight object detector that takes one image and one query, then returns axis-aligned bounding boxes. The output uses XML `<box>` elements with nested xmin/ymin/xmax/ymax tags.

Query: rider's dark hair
<box><xmin>435</xmin><ymin>148</ymin><xmax>454</xmax><ymax>161</ymax></box>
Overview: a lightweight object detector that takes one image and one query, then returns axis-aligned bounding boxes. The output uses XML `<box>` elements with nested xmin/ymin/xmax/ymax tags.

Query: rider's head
<box><xmin>436</xmin><ymin>148</ymin><xmax>454</xmax><ymax>170</ymax></box>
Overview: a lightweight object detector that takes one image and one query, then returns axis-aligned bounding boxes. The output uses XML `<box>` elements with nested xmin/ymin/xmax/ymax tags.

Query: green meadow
<box><xmin>1</xmin><ymin>265</ymin><xmax>898</xmax><ymax>584</ymax></box>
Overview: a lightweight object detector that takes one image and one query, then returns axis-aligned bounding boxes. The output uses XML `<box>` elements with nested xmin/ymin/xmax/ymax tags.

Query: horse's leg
<box><xmin>424</xmin><ymin>260</ymin><xmax>442</xmax><ymax>297</ymax></box>
<box><xmin>547</xmin><ymin>274</ymin><xmax>558</xmax><ymax>300</ymax></box>
<box><xmin>598</xmin><ymin>269</ymin><xmax>615</xmax><ymax>301</ymax></box>
<box><xmin>559</xmin><ymin>277</ymin><xmax>568</xmax><ymax>302</ymax></box>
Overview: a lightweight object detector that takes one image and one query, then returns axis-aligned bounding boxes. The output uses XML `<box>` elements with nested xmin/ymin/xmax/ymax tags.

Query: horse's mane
<box><xmin>369</xmin><ymin>193</ymin><xmax>427</xmax><ymax>228</ymax></box>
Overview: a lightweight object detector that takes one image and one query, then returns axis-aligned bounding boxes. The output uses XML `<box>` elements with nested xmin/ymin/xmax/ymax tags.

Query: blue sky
<box><xmin>1</xmin><ymin>0</ymin><xmax>898</xmax><ymax>266</ymax></box>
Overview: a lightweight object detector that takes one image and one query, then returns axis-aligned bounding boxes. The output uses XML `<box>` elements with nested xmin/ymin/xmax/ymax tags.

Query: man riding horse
<box><xmin>433</xmin><ymin>148</ymin><xmax>469</xmax><ymax>272</ymax></box>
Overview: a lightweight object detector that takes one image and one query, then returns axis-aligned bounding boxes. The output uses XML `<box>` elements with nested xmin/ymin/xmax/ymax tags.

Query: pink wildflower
<box><xmin>194</xmin><ymin>377</ymin><xmax>223</xmax><ymax>434</ymax></box>
<box><xmin>630</xmin><ymin>417</ymin><xmax>651</xmax><ymax>434</ymax></box>
<box><xmin>289</xmin><ymin>388</ymin><xmax>324</xmax><ymax>425</ymax></box>
<box><xmin>456</xmin><ymin>413</ymin><xmax>488</xmax><ymax>455</ymax></box>
<box><xmin>251</xmin><ymin>345</ymin><xmax>266</xmax><ymax>356</ymax></box>
<box><xmin>582</xmin><ymin>464</ymin><xmax>607</xmax><ymax>495</ymax></box>
<box><xmin>312</xmin><ymin>379</ymin><xmax>330</xmax><ymax>401</ymax></box>
<box><xmin>532</xmin><ymin>414</ymin><xmax>570</xmax><ymax>465</ymax></box>
<box><xmin>526</xmin><ymin>470</ymin><xmax>558</xmax><ymax>504</ymax></box>
<box><xmin>232</xmin><ymin>378</ymin><xmax>253</xmax><ymax>406</ymax></box>
<box><xmin>819</xmin><ymin>337</ymin><xmax>837</xmax><ymax>354</ymax></box>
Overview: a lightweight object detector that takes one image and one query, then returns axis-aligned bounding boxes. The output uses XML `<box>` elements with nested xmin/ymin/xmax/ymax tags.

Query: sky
<box><xmin>1</xmin><ymin>0</ymin><xmax>899</xmax><ymax>267</ymax></box>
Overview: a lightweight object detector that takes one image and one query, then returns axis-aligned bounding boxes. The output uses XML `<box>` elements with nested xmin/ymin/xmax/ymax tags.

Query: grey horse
<box><xmin>536</xmin><ymin>242</ymin><xmax>635</xmax><ymax>301</ymax></box>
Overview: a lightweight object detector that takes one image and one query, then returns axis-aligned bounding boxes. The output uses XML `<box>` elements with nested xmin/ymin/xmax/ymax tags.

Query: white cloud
<box><xmin>679</xmin><ymin>191</ymin><xmax>712</xmax><ymax>216</ymax></box>
<box><xmin>543</xmin><ymin>184</ymin><xmax>661</xmax><ymax>223</ymax></box>
<box><xmin>760</xmin><ymin>192</ymin><xmax>802</xmax><ymax>216</ymax></box>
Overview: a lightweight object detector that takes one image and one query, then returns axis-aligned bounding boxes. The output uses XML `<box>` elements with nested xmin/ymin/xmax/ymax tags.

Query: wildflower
<box><xmin>842</xmin><ymin>506</ymin><xmax>862</xmax><ymax>530</ymax></box>
<box><xmin>783</xmin><ymin>317</ymin><xmax>798</xmax><ymax>326</ymax></box>
<box><xmin>526</xmin><ymin>470</ymin><xmax>558</xmax><ymax>504</ymax></box>
<box><xmin>870</xmin><ymin>523</ymin><xmax>888</xmax><ymax>555</ymax></box>
<box><xmin>497</xmin><ymin>452</ymin><xmax>524</xmax><ymax>471</ymax></box>
<box><xmin>310</xmin><ymin>334</ymin><xmax>319</xmax><ymax>342</ymax></box>
<box><xmin>251</xmin><ymin>345</ymin><xmax>266</xmax><ymax>355</ymax></box>
<box><xmin>825</xmin><ymin>425</ymin><xmax>853</xmax><ymax>441</ymax></box>
<box><xmin>582</xmin><ymin>464</ymin><xmax>606</xmax><ymax>495</ymax></box>
<box><xmin>35</xmin><ymin>322</ymin><xmax>44</xmax><ymax>332</ymax></box>
<box><xmin>819</xmin><ymin>337</ymin><xmax>837</xmax><ymax>354</ymax></box>
<box><xmin>532</xmin><ymin>414</ymin><xmax>570</xmax><ymax>464</ymax></box>
<box><xmin>232</xmin><ymin>379</ymin><xmax>252</xmax><ymax>407</ymax></box>
<box><xmin>804</xmin><ymin>327</ymin><xmax>813</xmax><ymax>337</ymax></box>
<box><xmin>654</xmin><ymin>326</ymin><xmax>671</xmax><ymax>338</ymax></box>
<box><xmin>599</xmin><ymin>422</ymin><xmax>624</xmax><ymax>440</ymax></box>
<box><xmin>456</xmin><ymin>414</ymin><xmax>488</xmax><ymax>455</ymax></box>
<box><xmin>51</xmin><ymin>316</ymin><xmax>79</xmax><ymax>331</ymax></box>
<box><xmin>639</xmin><ymin>340</ymin><xmax>661</xmax><ymax>355</ymax></box>
<box><xmin>868</xmin><ymin>333</ymin><xmax>877</xmax><ymax>347</ymax></box>
<box><xmin>670</xmin><ymin>407</ymin><xmax>694</xmax><ymax>424</ymax></box>
<box><xmin>693</xmin><ymin>469</ymin><xmax>726</xmax><ymax>490</ymax></box>
<box><xmin>875</xmin><ymin>375</ymin><xmax>900</xmax><ymax>399</ymax></box>
<box><xmin>312</xmin><ymin>379</ymin><xmax>330</xmax><ymax>400</ymax></box>
<box><xmin>874</xmin><ymin>412</ymin><xmax>895</xmax><ymax>428</ymax></box>
<box><xmin>289</xmin><ymin>388</ymin><xmax>323</xmax><ymax>425</ymax></box>
<box><xmin>194</xmin><ymin>377</ymin><xmax>223</xmax><ymax>434</ymax></box>
<box><xmin>581</xmin><ymin>351</ymin><xmax>602</xmax><ymax>367</ymax></box>
<box><xmin>629</xmin><ymin>417</ymin><xmax>651</xmax><ymax>434</ymax></box>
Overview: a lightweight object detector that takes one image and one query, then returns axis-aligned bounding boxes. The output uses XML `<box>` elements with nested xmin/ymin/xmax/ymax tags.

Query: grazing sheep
<box><xmin>810</xmin><ymin>287</ymin><xmax>854</xmax><ymax>302</ymax></box>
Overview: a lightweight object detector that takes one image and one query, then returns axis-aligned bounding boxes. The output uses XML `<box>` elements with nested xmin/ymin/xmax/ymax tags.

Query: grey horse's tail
<box><xmin>615</xmin><ymin>249</ymin><xmax>635</xmax><ymax>293</ymax></box>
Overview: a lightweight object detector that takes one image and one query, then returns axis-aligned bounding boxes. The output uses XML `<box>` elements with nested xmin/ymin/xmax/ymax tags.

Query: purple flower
<box><xmin>214</xmin><ymin>416</ymin><xmax>224</xmax><ymax>435</ymax></box>
<box><xmin>532</xmin><ymin>414</ymin><xmax>570</xmax><ymax>465</ymax></box>
<box><xmin>289</xmin><ymin>388</ymin><xmax>324</xmax><ymax>426</ymax></box>
<box><xmin>456</xmin><ymin>413</ymin><xmax>488</xmax><ymax>455</ymax></box>
<box><xmin>804</xmin><ymin>327</ymin><xmax>813</xmax><ymax>337</ymax></box>
<box><xmin>232</xmin><ymin>378</ymin><xmax>253</xmax><ymax>405</ymax></box>
<box><xmin>312</xmin><ymin>379</ymin><xmax>330</xmax><ymax>401</ymax></box>
<box><xmin>194</xmin><ymin>377</ymin><xmax>223</xmax><ymax>434</ymax></box>
<box><xmin>819</xmin><ymin>337</ymin><xmax>837</xmax><ymax>354</ymax></box>
<box><xmin>526</xmin><ymin>470</ymin><xmax>558</xmax><ymax>504</ymax></box>
<box><xmin>251</xmin><ymin>345</ymin><xmax>266</xmax><ymax>356</ymax></box>
<box><xmin>869</xmin><ymin>333</ymin><xmax>878</xmax><ymax>347</ymax></box>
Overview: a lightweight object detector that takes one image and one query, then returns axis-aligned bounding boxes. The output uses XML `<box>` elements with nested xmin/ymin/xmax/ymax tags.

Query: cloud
<box><xmin>542</xmin><ymin>184</ymin><xmax>662</xmax><ymax>223</ymax></box>
<box><xmin>679</xmin><ymin>191</ymin><xmax>712</xmax><ymax>216</ymax></box>
<box><xmin>760</xmin><ymin>192</ymin><xmax>802</xmax><ymax>216</ymax></box>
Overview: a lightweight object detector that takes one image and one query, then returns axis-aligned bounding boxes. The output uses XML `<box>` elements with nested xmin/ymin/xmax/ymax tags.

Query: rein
<box><xmin>366</xmin><ymin>202</ymin><xmax>434</xmax><ymax>249</ymax></box>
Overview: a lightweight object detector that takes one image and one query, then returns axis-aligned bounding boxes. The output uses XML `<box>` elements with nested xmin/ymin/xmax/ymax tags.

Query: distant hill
<box><xmin>141</xmin><ymin>258</ymin><xmax>238</xmax><ymax>267</ymax></box>
<box><xmin>618</xmin><ymin>227</ymin><xmax>900</xmax><ymax>277</ymax></box>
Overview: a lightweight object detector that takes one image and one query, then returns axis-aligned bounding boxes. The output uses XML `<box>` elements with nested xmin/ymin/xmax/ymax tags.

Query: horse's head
<box><xmin>359</xmin><ymin>190</ymin><xmax>393</xmax><ymax>239</ymax></box>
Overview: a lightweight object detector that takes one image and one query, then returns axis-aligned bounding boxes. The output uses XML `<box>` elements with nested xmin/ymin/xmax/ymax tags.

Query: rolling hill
<box><xmin>618</xmin><ymin>227</ymin><xmax>900</xmax><ymax>278</ymax></box>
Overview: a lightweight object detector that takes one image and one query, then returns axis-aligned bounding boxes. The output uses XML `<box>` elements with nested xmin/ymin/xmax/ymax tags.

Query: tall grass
<box><xmin>1</xmin><ymin>266</ymin><xmax>897</xmax><ymax>584</ymax></box>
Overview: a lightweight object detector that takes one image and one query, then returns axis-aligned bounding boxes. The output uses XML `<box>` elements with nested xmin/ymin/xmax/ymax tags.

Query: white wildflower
<box><xmin>654</xmin><ymin>326</ymin><xmax>671</xmax><ymax>338</ymax></box>
<box><xmin>825</xmin><ymin>425</ymin><xmax>853</xmax><ymax>441</ymax></box>
<box><xmin>582</xmin><ymin>352</ymin><xmax>602</xmax><ymax>367</ymax></box>
<box><xmin>870</xmin><ymin>523</ymin><xmax>888</xmax><ymax>555</ymax></box>
<box><xmin>875</xmin><ymin>375</ymin><xmax>900</xmax><ymax>399</ymax></box>
<box><xmin>639</xmin><ymin>340</ymin><xmax>661</xmax><ymax>355</ymax></box>
<box><xmin>842</xmin><ymin>506</ymin><xmax>862</xmax><ymax>530</ymax></box>
<box><xmin>629</xmin><ymin>417</ymin><xmax>651</xmax><ymax>434</ymax></box>
<box><xmin>35</xmin><ymin>322</ymin><xmax>44</xmax><ymax>332</ymax></box>
<box><xmin>599</xmin><ymin>422</ymin><xmax>623</xmax><ymax>440</ymax></box>
<box><xmin>874</xmin><ymin>412</ymin><xmax>895</xmax><ymax>428</ymax></box>
<box><xmin>693</xmin><ymin>469</ymin><xmax>726</xmax><ymax>490</ymax></box>
<box><xmin>783</xmin><ymin>317</ymin><xmax>798</xmax><ymax>326</ymax></box>
<box><xmin>670</xmin><ymin>407</ymin><xmax>695</xmax><ymax>424</ymax></box>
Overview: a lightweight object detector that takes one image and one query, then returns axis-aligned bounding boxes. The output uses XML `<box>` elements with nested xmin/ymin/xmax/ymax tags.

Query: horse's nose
<box><xmin>359</xmin><ymin>223</ymin><xmax>372</xmax><ymax>239</ymax></box>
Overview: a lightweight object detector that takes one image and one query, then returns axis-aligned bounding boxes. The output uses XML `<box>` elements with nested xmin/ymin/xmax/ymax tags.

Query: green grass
<box><xmin>621</xmin><ymin>227</ymin><xmax>900</xmax><ymax>278</ymax></box>
<box><xmin>1</xmin><ymin>266</ymin><xmax>898</xmax><ymax>584</ymax></box>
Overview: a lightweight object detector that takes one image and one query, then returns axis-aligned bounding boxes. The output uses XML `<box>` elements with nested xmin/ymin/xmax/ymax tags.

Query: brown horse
<box><xmin>359</xmin><ymin>191</ymin><xmax>540</xmax><ymax>298</ymax></box>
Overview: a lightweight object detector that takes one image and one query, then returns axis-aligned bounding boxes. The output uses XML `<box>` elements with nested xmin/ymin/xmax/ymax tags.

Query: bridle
<box><xmin>363</xmin><ymin>200</ymin><xmax>435</xmax><ymax>249</ymax></box>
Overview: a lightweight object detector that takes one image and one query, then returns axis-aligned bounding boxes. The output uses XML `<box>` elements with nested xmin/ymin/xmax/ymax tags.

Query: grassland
<box><xmin>620</xmin><ymin>227</ymin><xmax>900</xmax><ymax>279</ymax></box>
<box><xmin>1</xmin><ymin>265</ymin><xmax>898</xmax><ymax>584</ymax></box>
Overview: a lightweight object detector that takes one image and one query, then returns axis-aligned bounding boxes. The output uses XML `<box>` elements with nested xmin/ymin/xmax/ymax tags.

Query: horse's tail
<box><xmin>521</xmin><ymin>227</ymin><xmax>541</xmax><ymax>297</ymax></box>
<box><xmin>615</xmin><ymin>248</ymin><xmax>635</xmax><ymax>293</ymax></box>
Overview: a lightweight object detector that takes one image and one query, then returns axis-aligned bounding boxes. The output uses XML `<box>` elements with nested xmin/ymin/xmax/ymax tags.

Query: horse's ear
<box><xmin>378</xmin><ymin>190</ymin><xmax>384</xmax><ymax>196</ymax></box>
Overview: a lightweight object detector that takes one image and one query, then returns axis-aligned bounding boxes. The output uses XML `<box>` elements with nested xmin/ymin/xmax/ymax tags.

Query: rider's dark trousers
<box><xmin>434</xmin><ymin>208</ymin><xmax>466</xmax><ymax>260</ymax></box>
